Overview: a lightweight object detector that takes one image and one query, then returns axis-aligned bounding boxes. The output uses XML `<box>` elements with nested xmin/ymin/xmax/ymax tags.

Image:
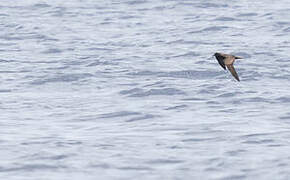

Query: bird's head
<box><xmin>213</xmin><ymin>52</ymin><xmax>220</xmax><ymax>57</ymax></box>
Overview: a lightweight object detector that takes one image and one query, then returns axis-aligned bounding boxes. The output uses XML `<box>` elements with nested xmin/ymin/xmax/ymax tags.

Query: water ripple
<box><xmin>121</xmin><ymin>88</ymin><xmax>186</xmax><ymax>97</ymax></box>
<box><xmin>2</xmin><ymin>0</ymin><xmax>290</xmax><ymax>179</ymax></box>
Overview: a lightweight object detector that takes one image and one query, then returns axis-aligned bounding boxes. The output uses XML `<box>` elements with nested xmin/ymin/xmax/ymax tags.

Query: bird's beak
<box><xmin>235</xmin><ymin>56</ymin><xmax>243</xmax><ymax>59</ymax></box>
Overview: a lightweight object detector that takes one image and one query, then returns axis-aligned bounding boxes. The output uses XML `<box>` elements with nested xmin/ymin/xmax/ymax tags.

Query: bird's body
<box><xmin>214</xmin><ymin>52</ymin><xmax>242</xmax><ymax>81</ymax></box>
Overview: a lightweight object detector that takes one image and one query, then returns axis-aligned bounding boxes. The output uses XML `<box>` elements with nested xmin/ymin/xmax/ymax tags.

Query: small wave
<box><xmin>283</xmin><ymin>27</ymin><xmax>290</xmax><ymax>32</ymax></box>
<box><xmin>237</xmin><ymin>13</ymin><xmax>258</xmax><ymax>17</ymax></box>
<box><xmin>99</xmin><ymin>111</ymin><xmax>141</xmax><ymax>119</ymax></box>
<box><xmin>0</xmin><ymin>164</ymin><xmax>65</xmax><ymax>172</ymax></box>
<box><xmin>165</xmin><ymin>104</ymin><xmax>188</xmax><ymax>110</ymax></box>
<box><xmin>159</xmin><ymin>70</ymin><xmax>222</xmax><ymax>80</ymax></box>
<box><xmin>30</xmin><ymin>73</ymin><xmax>93</xmax><ymax>85</ymax></box>
<box><xmin>214</xmin><ymin>17</ymin><xmax>237</xmax><ymax>21</ymax></box>
<box><xmin>279</xmin><ymin>115</ymin><xmax>290</xmax><ymax>120</ymax></box>
<box><xmin>146</xmin><ymin>159</ymin><xmax>184</xmax><ymax>165</ymax></box>
<box><xmin>32</xmin><ymin>3</ymin><xmax>51</xmax><ymax>8</ymax></box>
<box><xmin>121</xmin><ymin>88</ymin><xmax>185</xmax><ymax>97</ymax></box>
<box><xmin>0</xmin><ymin>89</ymin><xmax>12</xmax><ymax>93</ymax></box>
<box><xmin>41</xmin><ymin>48</ymin><xmax>62</xmax><ymax>54</ymax></box>
<box><xmin>244</xmin><ymin>97</ymin><xmax>271</xmax><ymax>103</ymax></box>
<box><xmin>189</xmin><ymin>26</ymin><xmax>229</xmax><ymax>34</ymax></box>
<box><xmin>126</xmin><ymin>114</ymin><xmax>155</xmax><ymax>122</ymax></box>
<box><xmin>275</xmin><ymin>97</ymin><xmax>290</xmax><ymax>103</ymax></box>
<box><xmin>216</xmin><ymin>92</ymin><xmax>236</xmax><ymax>98</ymax></box>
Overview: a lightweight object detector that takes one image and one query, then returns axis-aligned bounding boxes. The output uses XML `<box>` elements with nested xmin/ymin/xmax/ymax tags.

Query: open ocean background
<box><xmin>1</xmin><ymin>0</ymin><xmax>290</xmax><ymax>179</ymax></box>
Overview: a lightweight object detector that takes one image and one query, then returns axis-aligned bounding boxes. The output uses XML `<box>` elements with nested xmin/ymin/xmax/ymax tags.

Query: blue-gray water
<box><xmin>1</xmin><ymin>0</ymin><xmax>290</xmax><ymax>179</ymax></box>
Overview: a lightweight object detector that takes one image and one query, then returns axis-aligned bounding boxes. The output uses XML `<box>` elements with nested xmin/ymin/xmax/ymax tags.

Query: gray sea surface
<box><xmin>1</xmin><ymin>0</ymin><xmax>290</xmax><ymax>179</ymax></box>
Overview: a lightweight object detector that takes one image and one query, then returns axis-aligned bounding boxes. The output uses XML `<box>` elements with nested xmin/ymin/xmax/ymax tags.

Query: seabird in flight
<box><xmin>214</xmin><ymin>52</ymin><xmax>243</xmax><ymax>81</ymax></box>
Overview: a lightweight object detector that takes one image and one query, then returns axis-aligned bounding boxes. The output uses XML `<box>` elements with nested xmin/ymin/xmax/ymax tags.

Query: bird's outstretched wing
<box><xmin>215</xmin><ymin>54</ymin><xmax>226</xmax><ymax>70</ymax></box>
<box><xmin>226</xmin><ymin>64</ymin><xmax>240</xmax><ymax>81</ymax></box>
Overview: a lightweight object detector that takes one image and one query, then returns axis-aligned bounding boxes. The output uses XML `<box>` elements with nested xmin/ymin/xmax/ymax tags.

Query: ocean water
<box><xmin>1</xmin><ymin>0</ymin><xmax>290</xmax><ymax>179</ymax></box>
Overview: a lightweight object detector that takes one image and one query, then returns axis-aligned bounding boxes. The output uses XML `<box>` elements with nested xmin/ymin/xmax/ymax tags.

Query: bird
<box><xmin>213</xmin><ymin>52</ymin><xmax>242</xmax><ymax>81</ymax></box>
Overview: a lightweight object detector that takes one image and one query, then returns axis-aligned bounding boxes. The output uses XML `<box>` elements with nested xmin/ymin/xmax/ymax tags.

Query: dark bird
<box><xmin>214</xmin><ymin>52</ymin><xmax>242</xmax><ymax>81</ymax></box>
